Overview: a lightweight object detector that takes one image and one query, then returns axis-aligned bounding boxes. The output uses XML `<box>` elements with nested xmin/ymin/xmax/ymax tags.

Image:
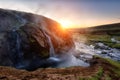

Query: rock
<box><xmin>0</xmin><ymin>8</ymin><xmax>74</xmax><ymax>70</ymax></box>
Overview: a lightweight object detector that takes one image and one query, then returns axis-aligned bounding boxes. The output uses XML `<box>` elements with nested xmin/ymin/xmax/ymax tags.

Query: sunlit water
<box><xmin>38</xmin><ymin>17</ymin><xmax>90</xmax><ymax>68</ymax></box>
<box><xmin>94</xmin><ymin>42</ymin><xmax>120</xmax><ymax>61</ymax></box>
<box><xmin>46</xmin><ymin>37</ymin><xmax>90</xmax><ymax>68</ymax></box>
<box><xmin>74</xmin><ymin>40</ymin><xmax>120</xmax><ymax>62</ymax></box>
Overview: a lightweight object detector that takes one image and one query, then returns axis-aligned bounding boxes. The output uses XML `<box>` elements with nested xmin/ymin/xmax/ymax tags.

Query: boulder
<box><xmin>0</xmin><ymin>8</ymin><xmax>74</xmax><ymax>70</ymax></box>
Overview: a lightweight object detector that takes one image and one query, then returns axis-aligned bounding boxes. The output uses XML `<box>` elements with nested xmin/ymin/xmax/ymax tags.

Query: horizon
<box><xmin>0</xmin><ymin>0</ymin><xmax>120</xmax><ymax>28</ymax></box>
<box><xmin>67</xmin><ymin>22</ymin><xmax>120</xmax><ymax>29</ymax></box>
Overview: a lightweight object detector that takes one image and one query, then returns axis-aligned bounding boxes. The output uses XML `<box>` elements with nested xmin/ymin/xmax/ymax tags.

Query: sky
<box><xmin>0</xmin><ymin>0</ymin><xmax>120</xmax><ymax>28</ymax></box>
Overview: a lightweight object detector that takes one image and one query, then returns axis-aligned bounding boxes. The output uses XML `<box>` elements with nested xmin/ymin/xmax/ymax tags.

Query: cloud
<box><xmin>0</xmin><ymin>0</ymin><xmax>120</xmax><ymax>28</ymax></box>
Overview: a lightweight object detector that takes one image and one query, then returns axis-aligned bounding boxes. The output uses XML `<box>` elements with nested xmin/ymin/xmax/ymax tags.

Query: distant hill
<box><xmin>69</xmin><ymin>23</ymin><xmax>120</xmax><ymax>34</ymax></box>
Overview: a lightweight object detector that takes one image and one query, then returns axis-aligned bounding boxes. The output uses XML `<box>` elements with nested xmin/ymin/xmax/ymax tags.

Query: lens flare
<box><xmin>59</xmin><ymin>20</ymin><xmax>74</xmax><ymax>29</ymax></box>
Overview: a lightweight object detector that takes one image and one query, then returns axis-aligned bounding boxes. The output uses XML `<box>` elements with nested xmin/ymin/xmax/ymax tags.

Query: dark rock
<box><xmin>0</xmin><ymin>8</ymin><xmax>74</xmax><ymax>70</ymax></box>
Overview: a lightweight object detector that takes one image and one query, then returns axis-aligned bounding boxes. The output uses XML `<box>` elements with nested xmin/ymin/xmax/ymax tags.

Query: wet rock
<box><xmin>0</xmin><ymin>8</ymin><xmax>74</xmax><ymax>70</ymax></box>
<box><xmin>94</xmin><ymin>42</ymin><xmax>120</xmax><ymax>61</ymax></box>
<box><xmin>95</xmin><ymin>43</ymin><xmax>109</xmax><ymax>49</ymax></box>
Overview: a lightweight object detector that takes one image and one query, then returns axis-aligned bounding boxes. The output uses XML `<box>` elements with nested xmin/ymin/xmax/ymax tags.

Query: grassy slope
<box><xmin>79</xmin><ymin>56</ymin><xmax>120</xmax><ymax>80</ymax></box>
<box><xmin>68</xmin><ymin>23</ymin><xmax>120</xmax><ymax>34</ymax></box>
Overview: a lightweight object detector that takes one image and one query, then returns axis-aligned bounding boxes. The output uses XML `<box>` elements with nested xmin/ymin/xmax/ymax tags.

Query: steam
<box><xmin>55</xmin><ymin>49</ymin><xmax>90</xmax><ymax>68</ymax></box>
<box><xmin>38</xmin><ymin>17</ymin><xmax>90</xmax><ymax>68</ymax></box>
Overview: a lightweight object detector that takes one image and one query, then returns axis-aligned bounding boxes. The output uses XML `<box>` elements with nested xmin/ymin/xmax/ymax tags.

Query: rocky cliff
<box><xmin>0</xmin><ymin>8</ymin><xmax>74</xmax><ymax>70</ymax></box>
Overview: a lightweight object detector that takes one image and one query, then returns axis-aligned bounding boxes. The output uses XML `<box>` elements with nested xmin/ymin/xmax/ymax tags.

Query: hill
<box><xmin>69</xmin><ymin>23</ymin><xmax>120</xmax><ymax>35</ymax></box>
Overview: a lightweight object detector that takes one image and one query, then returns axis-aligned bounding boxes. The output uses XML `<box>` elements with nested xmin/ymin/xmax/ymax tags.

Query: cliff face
<box><xmin>0</xmin><ymin>8</ymin><xmax>74</xmax><ymax>70</ymax></box>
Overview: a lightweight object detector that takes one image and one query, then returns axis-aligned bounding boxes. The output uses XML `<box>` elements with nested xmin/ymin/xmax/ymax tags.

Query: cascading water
<box><xmin>44</xmin><ymin>32</ymin><xmax>55</xmax><ymax>57</ymax></box>
<box><xmin>6</xmin><ymin>13</ymin><xmax>90</xmax><ymax>70</ymax></box>
<box><xmin>8</xmin><ymin>14</ymin><xmax>27</xmax><ymax>68</ymax></box>
<box><xmin>13</xmin><ymin>31</ymin><xmax>24</xmax><ymax>68</ymax></box>
<box><xmin>74</xmin><ymin>38</ymin><xmax>120</xmax><ymax>62</ymax></box>
<box><xmin>37</xmin><ymin>17</ymin><xmax>90</xmax><ymax>68</ymax></box>
<box><xmin>43</xmin><ymin>32</ymin><xmax>61</xmax><ymax>62</ymax></box>
<box><xmin>7</xmin><ymin>30</ymin><xmax>23</xmax><ymax>67</ymax></box>
<box><xmin>0</xmin><ymin>9</ymin><xmax>92</xmax><ymax>70</ymax></box>
<box><xmin>38</xmin><ymin>17</ymin><xmax>61</xmax><ymax>61</ymax></box>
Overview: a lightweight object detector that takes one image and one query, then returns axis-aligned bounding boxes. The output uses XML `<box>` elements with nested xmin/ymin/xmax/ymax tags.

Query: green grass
<box><xmin>89</xmin><ymin>67</ymin><xmax>103</xmax><ymax>80</ymax></box>
<box><xmin>111</xmin><ymin>44</ymin><xmax>120</xmax><ymax>49</ymax></box>
<box><xmin>85</xmin><ymin>34</ymin><xmax>111</xmax><ymax>42</ymax></box>
<box><xmin>83</xmin><ymin>34</ymin><xmax>120</xmax><ymax>49</ymax></box>
<box><xmin>114</xmin><ymin>36</ymin><xmax>120</xmax><ymax>41</ymax></box>
<box><xmin>79</xmin><ymin>67</ymin><xmax>103</xmax><ymax>80</ymax></box>
<box><xmin>94</xmin><ymin>56</ymin><xmax>120</xmax><ymax>69</ymax></box>
<box><xmin>104</xmin><ymin>75</ymin><xmax>112</xmax><ymax>80</ymax></box>
<box><xmin>103</xmin><ymin>58</ymin><xmax>120</xmax><ymax>77</ymax></box>
<box><xmin>79</xmin><ymin>56</ymin><xmax>120</xmax><ymax>80</ymax></box>
<box><xmin>95</xmin><ymin>56</ymin><xmax>120</xmax><ymax>77</ymax></box>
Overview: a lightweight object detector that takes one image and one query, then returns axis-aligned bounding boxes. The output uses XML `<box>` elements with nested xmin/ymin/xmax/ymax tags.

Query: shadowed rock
<box><xmin>0</xmin><ymin>8</ymin><xmax>74</xmax><ymax>70</ymax></box>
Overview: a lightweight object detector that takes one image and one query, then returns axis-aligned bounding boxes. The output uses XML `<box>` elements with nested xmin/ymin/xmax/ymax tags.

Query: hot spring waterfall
<box><xmin>9</xmin><ymin>14</ymin><xmax>27</xmax><ymax>68</ymax></box>
<box><xmin>39</xmin><ymin>18</ymin><xmax>62</xmax><ymax>62</ymax></box>
<box><xmin>14</xmin><ymin>31</ymin><xmax>24</xmax><ymax>68</ymax></box>
<box><xmin>37</xmin><ymin>18</ymin><xmax>90</xmax><ymax>68</ymax></box>
<box><xmin>39</xmin><ymin>17</ymin><xmax>55</xmax><ymax>57</ymax></box>
<box><xmin>7</xmin><ymin>15</ymin><xmax>90</xmax><ymax>70</ymax></box>
<box><xmin>44</xmin><ymin>33</ymin><xmax>55</xmax><ymax>57</ymax></box>
<box><xmin>43</xmin><ymin>31</ymin><xmax>90</xmax><ymax>67</ymax></box>
<box><xmin>7</xmin><ymin>30</ymin><xmax>24</xmax><ymax>68</ymax></box>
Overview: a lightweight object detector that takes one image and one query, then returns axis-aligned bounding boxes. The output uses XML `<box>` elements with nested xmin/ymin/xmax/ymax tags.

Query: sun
<box><xmin>59</xmin><ymin>20</ymin><xmax>73</xmax><ymax>29</ymax></box>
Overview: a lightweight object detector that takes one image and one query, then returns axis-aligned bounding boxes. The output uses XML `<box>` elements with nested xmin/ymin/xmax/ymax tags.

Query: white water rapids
<box><xmin>74</xmin><ymin>41</ymin><xmax>120</xmax><ymax>62</ymax></box>
<box><xmin>51</xmin><ymin>38</ymin><xmax>118</xmax><ymax>67</ymax></box>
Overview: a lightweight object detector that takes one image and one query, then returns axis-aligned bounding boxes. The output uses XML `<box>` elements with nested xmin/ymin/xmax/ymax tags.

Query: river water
<box><xmin>74</xmin><ymin>40</ymin><xmax>120</xmax><ymax>62</ymax></box>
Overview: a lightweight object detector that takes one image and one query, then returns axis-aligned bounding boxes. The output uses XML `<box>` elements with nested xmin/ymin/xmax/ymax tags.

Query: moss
<box><xmin>104</xmin><ymin>75</ymin><xmax>112</xmax><ymax>80</ymax></box>
<box><xmin>41</xmin><ymin>50</ymin><xmax>49</xmax><ymax>58</ymax></box>
<box><xmin>85</xmin><ymin>34</ymin><xmax>111</xmax><ymax>42</ymax></box>
<box><xmin>93</xmin><ymin>56</ymin><xmax>120</xmax><ymax>69</ymax></box>
<box><xmin>84</xmin><ymin>34</ymin><xmax>112</xmax><ymax>46</ymax></box>
<box><xmin>104</xmin><ymin>57</ymin><xmax>120</xmax><ymax>68</ymax></box>
<box><xmin>113</xmin><ymin>36</ymin><xmax>120</xmax><ymax>41</ymax></box>
<box><xmin>103</xmin><ymin>58</ymin><xmax>120</xmax><ymax>77</ymax></box>
<box><xmin>112</xmin><ymin>44</ymin><xmax>120</xmax><ymax>49</ymax></box>
<box><xmin>94</xmin><ymin>56</ymin><xmax>120</xmax><ymax>77</ymax></box>
<box><xmin>89</xmin><ymin>67</ymin><xmax>103</xmax><ymax>80</ymax></box>
<box><xmin>29</xmin><ymin>37</ymin><xmax>36</xmax><ymax>43</ymax></box>
<box><xmin>79</xmin><ymin>67</ymin><xmax>103</xmax><ymax>80</ymax></box>
<box><xmin>83</xmin><ymin>34</ymin><xmax>120</xmax><ymax>49</ymax></box>
<box><xmin>79</xmin><ymin>56</ymin><xmax>120</xmax><ymax>80</ymax></box>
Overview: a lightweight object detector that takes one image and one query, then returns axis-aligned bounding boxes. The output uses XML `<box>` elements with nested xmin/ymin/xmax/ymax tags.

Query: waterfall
<box><xmin>38</xmin><ymin>17</ymin><xmax>56</xmax><ymax>57</ymax></box>
<box><xmin>15</xmin><ymin>31</ymin><xmax>23</xmax><ymax>64</ymax></box>
<box><xmin>12</xmin><ymin>30</ymin><xmax>24</xmax><ymax>68</ymax></box>
<box><xmin>7</xmin><ymin>30</ymin><xmax>23</xmax><ymax>68</ymax></box>
<box><xmin>36</xmin><ymin>17</ymin><xmax>64</xmax><ymax>65</ymax></box>
<box><xmin>9</xmin><ymin>14</ymin><xmax>27</xmax><ymax>68</ymax></box>
<box><xmin>44</xmin><ymin>32</ymin><xmax>55</xmax><ymax>57</ymax></box>
<box><xmin>37</xmin><ymin>17</ymin><xmax>90</xmax><ymax>68</ymax></box>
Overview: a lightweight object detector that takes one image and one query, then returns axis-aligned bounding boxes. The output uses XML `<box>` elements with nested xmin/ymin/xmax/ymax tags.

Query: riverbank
<box><xmin>0</xmin><ymin>56</ymin><xmax>119</xmax><ymax>80</ymax></box>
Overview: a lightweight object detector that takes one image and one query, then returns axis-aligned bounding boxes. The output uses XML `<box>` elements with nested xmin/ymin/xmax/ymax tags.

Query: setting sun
<box><xmin>59</xmin><ymin>20</ymin><xmax>74</xmax><ymax>29</ymax></box>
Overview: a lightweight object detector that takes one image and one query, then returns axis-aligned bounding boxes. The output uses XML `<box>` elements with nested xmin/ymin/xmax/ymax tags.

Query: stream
<box><xmin>75</xmin><ymin>41</ymin><xmax>120</xmax><ymax>62</ymax></box>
